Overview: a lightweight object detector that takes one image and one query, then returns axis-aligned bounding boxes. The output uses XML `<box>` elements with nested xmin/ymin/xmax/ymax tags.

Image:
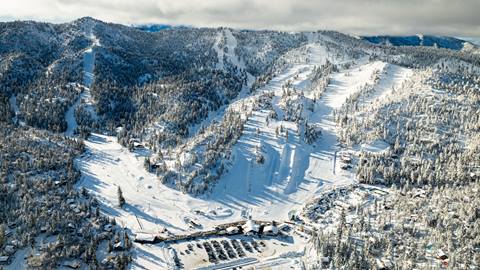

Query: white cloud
<box><xmin>2</xmin><ymin>0</ymin><xmax>479</xmax><ymax>36</ymax></box>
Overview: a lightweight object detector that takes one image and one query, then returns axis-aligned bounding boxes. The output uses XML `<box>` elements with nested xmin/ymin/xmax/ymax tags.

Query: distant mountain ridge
<box><xmin>361</xmin><ymin>35</ymin><xmax>470</xmax><ymax>50</ymax></box>
<box><xmin>133</xmin><ymin>23</ymin><xmax>193</xmax><ymax>32</ymax></box>
<box><xmin>134</xmin><ymin>23</ymin><xmax>173</xmax><ymax>32</ymax></box>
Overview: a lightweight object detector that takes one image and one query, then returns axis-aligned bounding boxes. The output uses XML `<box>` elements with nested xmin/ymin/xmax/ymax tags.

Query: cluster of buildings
<box><xmin>134</xmin><ymin>219</ymin><xmax>287</xmax><ymax>245</ymax></box>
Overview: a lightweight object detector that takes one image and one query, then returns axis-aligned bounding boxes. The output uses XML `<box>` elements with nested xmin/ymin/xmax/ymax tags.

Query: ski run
<box><xmin>65</xmin><ymin>23</ymin><xmax>99</xmax><ymax>136</ymax></box>
<box><xmin>73</xmin><ymin>37</ymin><xmax>414</xmax><ymax>269</ymax></box>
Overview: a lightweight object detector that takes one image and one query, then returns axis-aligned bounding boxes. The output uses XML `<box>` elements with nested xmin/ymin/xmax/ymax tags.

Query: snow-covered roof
<box><xmin>263</xmin><ymin>225</ymin><xmax>278</xmax><ymax>234</ymax></box>
<box><xmin>135</xmin><ymin>233</ymin><xmax>157</xmax><ymax>242</ymax></box>
<box><xmin>5</xmin><ymin>245</ymin><xmax>14</xmax><ymax>253</ymax></box>
<box><xmin>278</xmin><ymin>223</ymin><xmax>290</xmax><ymax>231</ymax></box>
<box><xmin>63</xmin><ymin>260</ymin><xmax>81</xmax><ymax>269</ymax></box>
<box><xmin>226</xmin><ymin>226</ymin><xmax>239</xmax><ymax>233</ymax></box>
<box><xmin>242</xmin><ymin>220</ymin><xmax>259</xmax><ymax>232</ymax></box>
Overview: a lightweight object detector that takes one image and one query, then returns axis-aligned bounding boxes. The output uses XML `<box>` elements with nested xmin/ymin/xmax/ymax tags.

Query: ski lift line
<box><xmin>135</xmin><ymin>213</ymin><xmax>144</xmax><ymax>230</ymax></box>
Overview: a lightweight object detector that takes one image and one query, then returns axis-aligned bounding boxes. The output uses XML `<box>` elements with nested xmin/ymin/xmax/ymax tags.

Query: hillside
<box><xmin>361</xmin><ymin>35</ymin><xmax>471</xmax><ymax>50</ymax></box>
<box><xmin>0</xmin><ymin>18</ymin><xmax>479</xmax><ymax>270</ymax></box>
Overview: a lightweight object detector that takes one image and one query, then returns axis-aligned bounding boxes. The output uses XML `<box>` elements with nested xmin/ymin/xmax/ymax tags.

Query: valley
<box><xmin>74</xmin><ymin>39</ymin><xmax>417</xmax><ymax>269</ymax></box>
<box><xmin>0</xmin><ymin>17</ymin><xmax>478</xmax><ymax>270</ymax></box>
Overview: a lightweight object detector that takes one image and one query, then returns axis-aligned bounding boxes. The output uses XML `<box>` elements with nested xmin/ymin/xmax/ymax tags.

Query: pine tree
<box><xmin>118</xmin><ymin>187</ymin><xmax>125</xmax><ymax>207</ymax></box>
<box><xmin>0</xmin><ymin>224</ymin><xmax>5</xmax><ymax>247</ymax></box>
<box><xmin>143</xmin><ymin>157</ymin><xmax>151</xmax><ymax>172</ymax></box>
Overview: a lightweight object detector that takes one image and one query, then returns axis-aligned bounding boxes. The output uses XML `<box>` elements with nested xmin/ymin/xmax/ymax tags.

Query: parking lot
<box><xmin>169</xmin><ymin>233</ymin><xmax>303</xmax><ymax>269</ymax></box>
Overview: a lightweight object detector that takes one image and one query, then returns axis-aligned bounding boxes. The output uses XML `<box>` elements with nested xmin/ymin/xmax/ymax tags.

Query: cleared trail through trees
<box><xmin>8</xmin><ymin>94</ymin><xmax>23</xmax><ymax>125</ymax></box>
<box><xmin>65</xmin><ymin>24</ymin><xmax>99</xmax><ymax>136</ymax></box>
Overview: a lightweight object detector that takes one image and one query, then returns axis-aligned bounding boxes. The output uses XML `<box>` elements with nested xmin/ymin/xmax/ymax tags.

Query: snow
<box><xmin>170</xmin><ymin>234</ymin><xmax>307</xmax><ymax>269</ymax></box>
<box><xmin>189</xmin><ymin>30</ymin><xmax>254</xmax><ymax>138</ymax></box>
<box><xmin>460</xmin><ymin>37</ymin><xmax>480</xmax><ymax>46</ymax></box>
<box><xmin>8</xmin><ymin>94</ymin><xmax>25</xmax><ymax>126</ymax></box>
<box><xmin>212</xmin><ymin>31</ymin><xmax>225</xmax><ymax>70</ymax></box>
<box><xmin>347</xmin><ymin>63</ymin><xmax>413</xmax><ymax>154</ymax></box>
<box><xmin>209</xmin><ymin>57</ymin><xmax>390</xmax><ymax>222</ymax></box>
<box><xmin>4</xmin><ymin>246</ymin><xmax>30</xmax><ymax>270</ymax></box>
<box><xmin>64</xmin><ymin>94</ymin><xmax>81</xmax><ymax>136</ymax></box>
<box><xmin>223</xmin><ymin>29</ymin><xmax>245</xmax><ymax>70</ymax></box>
<box><xmin>361</xmin><ymin>139</ymin><xmax>390</xmax><ymax>153</ymax></box>
<box><xmin>75</xmin><ymin>39</ymin><xmax>414</xmax><ymax>268</ymax></box>
<box><xmin>212</xmin><ymin>28</ymin><xmax>245</xmax><ymax>71</ymax></box>
<box><xmin>65</xmin><ymin>23</ymin><xmax>99</xmax><ymax>136</ymax></box>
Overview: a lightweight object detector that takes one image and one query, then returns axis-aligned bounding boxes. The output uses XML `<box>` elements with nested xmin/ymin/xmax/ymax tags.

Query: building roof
<box><xmin>242</xmin><ymin>220</ymin><xmax>259</xmax><ymax>232</ymax></box>
<box><xmin>134</xmin><ymin>233</ymin><xmax>157</xmax><ymax>242</ymax></box>
<box><xmin>263</xmin><ymin>225</ymin><xmax>278</xmax><ymax>234</ymax></box>
<box><xmin>63</xmin><ymin>260</ymin><xmax>81</xmax><ymax>269</ymax></box>
<box><xmin>226</xmin><ymin>226</ymin><xmax>239</xmax><ymax>233</ymax></box>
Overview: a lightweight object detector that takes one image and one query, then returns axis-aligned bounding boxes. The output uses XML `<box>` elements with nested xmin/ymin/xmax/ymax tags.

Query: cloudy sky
<box><xmin>1</xmin><ymin>0</ymin><xmax>479</xmax><ymax>36</ymax></box>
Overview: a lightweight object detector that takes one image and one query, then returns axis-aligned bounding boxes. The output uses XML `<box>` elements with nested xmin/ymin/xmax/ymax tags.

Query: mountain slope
<box><xmin>362</xmin><ymin>34</ymin><xmax>469</xmax><ymax>50</ymax></box>
<box><xmin>1</xmin><ymin>18</ymin><xmax>479</xmax><ymax>270</ymax></box>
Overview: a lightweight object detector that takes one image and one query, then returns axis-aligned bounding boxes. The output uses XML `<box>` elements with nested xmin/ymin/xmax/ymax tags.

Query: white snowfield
<box><xmin>76</xmin><ymin>37</ymin><xmax>413</xmax><ymax>269</ymax></box>
<box><xmin>213</xmin><ymin>28</ymin><xmax>246</xmax><ymax>71</ymax></box>
<box><xmin>8</xmin><ymin>94</ymin><xmax>24</xmax><ymax>126</ymax></box>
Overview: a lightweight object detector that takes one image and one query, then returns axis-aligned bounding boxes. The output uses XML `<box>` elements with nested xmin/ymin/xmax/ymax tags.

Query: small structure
<box><xmin>340</xmin><ymin>155</ymin><xmax>352</xmax><ymax>164</ymax></box>
<box><xmin>66</xmin><ymin>198</ymin><xmax>76</xmax><ymax>205</ymax></box>
<box><xmin>104</xmin><ymin>224</ymin><xmax>113</xmax><ymax>232</ymax></box>
<box><xmin>67</xmin><ymin>223</ymin><xmax>76</xmax><ymax>233</ymax></box>
<box><xmin>278</xmin><ymin>223</ymin><xmax>291</xmax><ymax>233</ymax></box>
<box><xmin>0</xmin><ymin>256</ymin><xmax>10</xmax><ymax>265</ymax></box>
<box><xmin>4</xmin><ymin>245</ymin><xmax>15</xmax><ymax>254</ymax></box>
<box><xmin>113</xmin><ymin>241</ymin><xmax>126</xmax><ymax>251</ymax></box>
<box><xmin>242</xmin><ymin>220</ymin><xmax>259</xmax><ymax>235</ymax></box>
<box><xmin>340</xmin><ymin>163</ymin><xmax>352</xmax><ymax>170</ymax></box>
<box><xmin>226</xmin><ymin>226</ymin><xmax>239</xmax><ymax>235</ymax></box>
<box><xmin>437</xmin><ymin>249</ymin><xmax>448</xmax><ymax>260</ymax></box>
<box><xmin>321</xmin><ymin>257</ymin><xmax>330</xmax><ymax>268</ymax></box>
<box><xmin>134</xmin><ymin>233</ymin><xmax>160</xmax><ymax>244</ymax></box>
<box><xmin>375</xmin><ymin>258</ymin><xmax>393</xmax><ymax>270</ymax></box>
<box><xmin>129</xmin><ymin>138</ymin><xmax>144</xmax><ymax>149</ymax></box>
<box><xmin>63</xmin><ymin>260</ymin><xmax>81</xmax><ymax>269</ymax></box>
<box><xmin>263</xmin><ymin>225</ymin><xmax>279</xmax><ymax>236</ymax></box>
<box><xmin>101</xmin><ymin>256</ymin><xmax>116</xmax><ymax>267</ymax></box>
<box><xmin>287</xmin><ymin>210</ymin><xmax>297</xmax><ymax>221</ymax></box>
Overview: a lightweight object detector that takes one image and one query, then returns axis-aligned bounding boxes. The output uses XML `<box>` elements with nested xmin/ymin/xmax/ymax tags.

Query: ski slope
<box><xmin>189</xmin><ymin>29</ymin><xmax>254</xmax><ymax>138</ymax></box>
<box><xmin>65</xmin><ymin>24</ymin><xmax>99</xmax><ymax>136</ymax></box>
<box><xmin>213</xmin><ymin>28</ymin><xmax>245</xmax><ymax>71</ymax></box>
<box><xmin>8</xmin><ymin>94</ymin><xmax>24</xmax><ymax>126</ymax></box>
<box><xmin>76</xmin><ymin>40</ymin><xmax>413</xmax><ymax>269</ymax></box>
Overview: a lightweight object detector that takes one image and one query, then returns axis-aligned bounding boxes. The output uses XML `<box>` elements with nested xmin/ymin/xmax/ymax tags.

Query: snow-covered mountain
<box><xmin>362</xmin><ymin>34</ymin><xmax>471</xmax><ymax>50</ymax></box>
<box><xmin>1</xmin><ymin>17</ymin><xmax>479</xmax><ymax>270</ymax></box>
<box><xmin>134</xmin><ymin>23</ymin><xmax>174</xmax><ymax>32</ymax></box>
